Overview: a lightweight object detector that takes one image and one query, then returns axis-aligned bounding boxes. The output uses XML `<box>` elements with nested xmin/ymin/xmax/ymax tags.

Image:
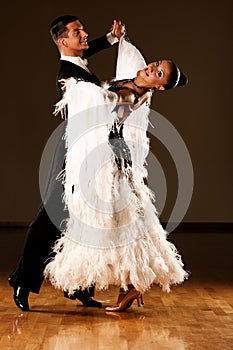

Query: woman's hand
<box><xmin>58</xmin><ymin>78</ymin><xmax>72</xmax><ymax>91</ymax></box>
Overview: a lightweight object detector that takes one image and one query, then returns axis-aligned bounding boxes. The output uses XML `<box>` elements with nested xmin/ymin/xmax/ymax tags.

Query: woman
<box><xmin>44</xmin><ymin>36</ymin><xmax>188</xmax><ymax>312</ymax></box>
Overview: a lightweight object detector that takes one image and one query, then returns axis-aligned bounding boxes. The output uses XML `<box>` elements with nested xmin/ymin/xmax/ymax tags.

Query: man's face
<box><xmin>60</xmin><ymin>20</ymin><xmax>89</xmax><ymax>56</ymax></box>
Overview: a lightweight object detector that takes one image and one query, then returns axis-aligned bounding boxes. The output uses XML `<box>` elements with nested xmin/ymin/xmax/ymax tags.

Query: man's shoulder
<box><xmin>58</xmin><ymin>60</ymin><xmax>87</xmax><ymax>77</ymax></box>
<box><xmin>59</xmin><ymin>59</ymin><xmax>81</xmax><ymax>69</ymax></box>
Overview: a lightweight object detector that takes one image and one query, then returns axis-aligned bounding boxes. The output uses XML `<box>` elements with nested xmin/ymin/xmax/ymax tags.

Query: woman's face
<box><xmin>138</xmin><ymin>60</ymin><xmax>173</xmax><ymax>90</ymax></box>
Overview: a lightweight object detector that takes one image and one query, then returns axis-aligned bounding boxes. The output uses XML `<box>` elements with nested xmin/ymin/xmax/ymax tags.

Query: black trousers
<box><xmin>10</xmin><ymin>205</ymin><xmax>63</xmax><ymax>293</ymax></box>
<box><xmin>9</xmin><ymin>122</ymin><xmax>94</xmax><ymax>296</ymax></box>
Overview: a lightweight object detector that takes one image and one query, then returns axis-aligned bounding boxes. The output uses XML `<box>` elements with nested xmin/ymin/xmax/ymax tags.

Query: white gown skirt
<box><xmin>44</xmin><ymin>81</ymin><xmax>188</xmax><ymax>294</ymax></box>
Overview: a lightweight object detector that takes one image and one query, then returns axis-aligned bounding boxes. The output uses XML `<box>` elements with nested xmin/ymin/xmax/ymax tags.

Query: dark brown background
<box><xmin>0</xmin><ymin>0</ymin><xmax>232</xmax><ymax>224</ymax></box>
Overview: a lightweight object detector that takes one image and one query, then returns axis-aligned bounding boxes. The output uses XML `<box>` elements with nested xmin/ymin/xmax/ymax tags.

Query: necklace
<box><xmin>131</xmin><ymin>78</ymin><xmax>148</xmax><ymax>91</ymax></box>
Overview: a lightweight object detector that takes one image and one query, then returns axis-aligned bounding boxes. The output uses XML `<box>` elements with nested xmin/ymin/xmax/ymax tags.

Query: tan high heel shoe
<box><xmin>105</xmin><ymin>287</ymin><xmax>144</xmax><ymax>312</ymax></box>
<box><xmin>115</xmin><ymin>284</ymin><xmax>135</xmax><ymax>306</ymax></box>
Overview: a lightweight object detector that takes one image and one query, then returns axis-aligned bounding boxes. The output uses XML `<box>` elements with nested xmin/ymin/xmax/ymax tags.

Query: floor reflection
<box><xmin>6</xmin><ymin>309</ymin><xmax>186</xmax><ymax>350</ymax></box>
<box><xmin>7</xmin><ymin>312</ymin><xmax>24</xmax><ymax>337</ymax></box>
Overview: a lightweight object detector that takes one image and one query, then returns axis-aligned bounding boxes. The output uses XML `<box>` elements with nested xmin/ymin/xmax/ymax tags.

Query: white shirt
<box><xmin>60</xmin><ymin>32</ymin><xmax>118</xmax><ymax>73</ymax></box>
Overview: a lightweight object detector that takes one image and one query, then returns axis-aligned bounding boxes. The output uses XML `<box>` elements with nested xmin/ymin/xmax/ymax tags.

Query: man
<box><xmin>8</xmin><ymin>15</ymin><xmax>125</xmax><ymax>311</ymax></box>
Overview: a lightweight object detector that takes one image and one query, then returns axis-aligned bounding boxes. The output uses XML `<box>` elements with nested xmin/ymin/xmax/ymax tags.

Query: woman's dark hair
<box><xmin>50</xmin><ymin>15</ymin><xmax>78</xmax><ymax>42</ymax></box>
<box><xmin>163</xmin><ymin>61</ymin><xmax>188</xmax><ymax>90</ymax></box>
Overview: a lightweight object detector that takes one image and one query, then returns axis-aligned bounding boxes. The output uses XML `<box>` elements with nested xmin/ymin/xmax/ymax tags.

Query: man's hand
<box><xmin>58</xmin><ymin>78</ymin><xmax>72</xmax><ymax>91</ymax></box>
<box><xmin>115</xmin><ymin>92</ymin><xmax>150</xmax><ymax>126</ymax></box>
<box><xmin>133</xmin><ymin>92</ymin><xmax>151</xmax><ymax>111</ymax></box>
<box><xmin>110</xmin><ymin>19</ymin><xmax>125</xmax><ymax>40</ymax></box>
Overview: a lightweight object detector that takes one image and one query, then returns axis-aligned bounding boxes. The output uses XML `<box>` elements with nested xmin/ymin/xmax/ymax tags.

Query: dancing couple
<box><xmin>9</xmin><ymin>15</ymin><xmax>188</xmax><ymax>312</ymax></box>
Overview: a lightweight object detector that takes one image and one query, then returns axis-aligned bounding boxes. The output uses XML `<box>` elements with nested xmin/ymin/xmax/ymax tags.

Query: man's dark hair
<box><xmin>50</xmin><ymin>15</ymin><xmax>78</xmax><ymax>42</ymax></box>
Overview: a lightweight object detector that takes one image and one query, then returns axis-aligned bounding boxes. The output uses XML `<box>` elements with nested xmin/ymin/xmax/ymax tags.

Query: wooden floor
<box><xmin>0</xmin><ymin>228</ymin><xmax>233</xmax><ymax>349</ymax></box>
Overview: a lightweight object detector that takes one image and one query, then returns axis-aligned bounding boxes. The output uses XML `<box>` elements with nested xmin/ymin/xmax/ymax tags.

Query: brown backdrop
<box><xmin>0</xmin><ymin>0</ymin><xmax>232</xmax><ymax>223</ymax></box>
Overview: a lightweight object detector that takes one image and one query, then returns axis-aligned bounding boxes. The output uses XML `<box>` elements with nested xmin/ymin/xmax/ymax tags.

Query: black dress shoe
<box><xmin>80</xmin><ymin>298</ymin><xmax>102</xmax><ymax>308</ymax></box>
<box><xmin>64</xmin><ymin>290</ymin><xmax>102</xmax><ymax>308</ymax></box>
<box><xmin>13</xmin><ymin>286</ymin><xmax>30</xmax><ymax>311</ymax></box>
<box><xmin>8</xmin><ymin>275</ymin><xmax>15</xmax><ymax>287</ymax></box>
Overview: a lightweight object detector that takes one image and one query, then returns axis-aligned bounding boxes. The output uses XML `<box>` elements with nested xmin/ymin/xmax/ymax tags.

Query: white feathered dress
<box><xmin>44</xmin><ymin>37</ymin><xmax>188</xmax><ymax>294</ymax></box>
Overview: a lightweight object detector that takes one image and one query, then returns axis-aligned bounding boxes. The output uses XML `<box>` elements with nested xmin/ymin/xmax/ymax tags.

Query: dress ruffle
<box><xmin>45</xmin><ymin>217</ymin><xmax>188</xmax><ymax>294</ymax></box>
